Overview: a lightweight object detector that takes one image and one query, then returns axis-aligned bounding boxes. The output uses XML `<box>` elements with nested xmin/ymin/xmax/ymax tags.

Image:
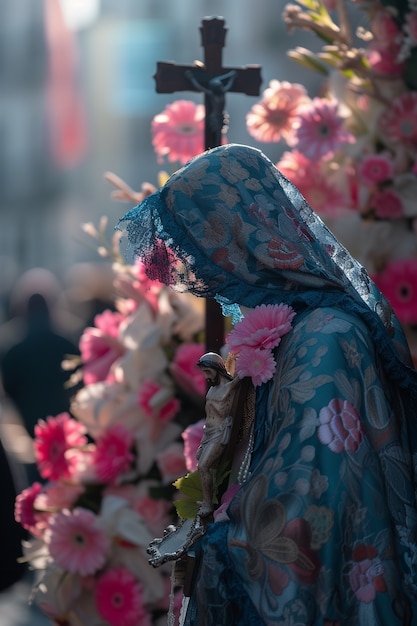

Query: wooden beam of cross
<box><xmin>154</xmin><ymin>16</ymin><xmax>262</xmax><ymax>352</ymax></box>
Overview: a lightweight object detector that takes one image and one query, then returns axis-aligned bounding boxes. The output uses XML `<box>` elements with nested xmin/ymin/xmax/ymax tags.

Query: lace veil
<box><xmin>118</xmin><ymin>143</ymin><xmax>417</xmax><ymax>392</ymax></box>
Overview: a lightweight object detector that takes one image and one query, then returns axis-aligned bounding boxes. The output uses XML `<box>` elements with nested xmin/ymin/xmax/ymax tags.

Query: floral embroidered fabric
<box><xmin>184</xmin><ymin>307</ymin><xmax>417</xmax><ymax>625</ymax></box>
<box><xmin>118</xmin><ymin>144</ymin><xmax>417</xmax><ymax>624</ymax></box>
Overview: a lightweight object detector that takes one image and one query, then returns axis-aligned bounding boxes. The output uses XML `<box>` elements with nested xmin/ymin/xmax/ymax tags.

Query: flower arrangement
<box><xmin>18</xmin><ymin>3</ymin><xmax>417</xmax><ymax>614</ymax></box>
<box><xmin>227</xmin><ymin>303</ymin><xmax>296</xmax><ymax>387</ymax></box>
<box><xmin>245</xmin><ymin>0</ymin><xmax>417</xmax><ymax>353</ymax></box>
<box><xmin>14</xmin><ymin>218</ymin><xmax>207</xmax><ymax>626</ymax></box>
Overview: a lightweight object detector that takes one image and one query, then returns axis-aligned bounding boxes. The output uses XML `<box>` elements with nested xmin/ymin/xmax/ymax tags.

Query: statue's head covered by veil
<box><xmin>117</xmin><ymin>143</ymin><xmax>416</xmax><ymax>391</ymax></box>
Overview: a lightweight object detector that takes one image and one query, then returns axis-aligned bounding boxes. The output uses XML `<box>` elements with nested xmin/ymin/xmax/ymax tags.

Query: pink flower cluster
<box><xmin>249</xmin><ymin>1</ymin><xmax>417</xmax><ymax>328</ymax></box>
<box><xmin>14</xmin><ymin>244</ymin><xmax>206</xmax><ymax>626</ymax></box>
<box><xmin>227</xmin><ymin>303</ymin><xmax>296</xmax><ymax>386</ymax></box>
<box><xmin>246</xmin><ymin>81</ymin><xmax>355</xmax><ymax>217</ymax></box>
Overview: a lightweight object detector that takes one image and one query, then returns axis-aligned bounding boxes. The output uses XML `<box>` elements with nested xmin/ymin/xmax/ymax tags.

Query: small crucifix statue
<box><xmin>154</xmin><ymin>17</ymin><xmax>262</xmax><ymax>351</ymax></box>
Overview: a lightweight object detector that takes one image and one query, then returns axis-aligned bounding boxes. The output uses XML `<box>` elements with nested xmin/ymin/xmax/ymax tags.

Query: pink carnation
<box><xmin>181</xmin><ymin>420</ymin><xmax>205</xmax><ymax>471</ymax></box>
<box><xmin>46</xmin><ymin>508</ymin><xmax>110</xmax><ymax>576</ymax></box>
<box><xmin>79</xmin><ymin>310</ymin><xmax>126</xmax><ymax>384</ymax></box>
<box><xmin>227</xmin><ymin>303</ymin><xmax>296</xmax><ymax>352</ymax></box>
<box><xmin>235</xmin><ymin>347</ymin><xmax>277</xmax><ymax>387</ymax></box>
<box><xmin>169</xmin><ymin>343</ymin><xmax>207</xmax><ymax>396</ymax></box>
<box><xmin>93</xmin><ymin>424</ymin><xmax>135</xmax><ymax>483</ymax></box>
<box><xmin>34</xmin><ymin>413</ymin><xmax>87</xmax><ymax>481</ymax></box>
<box><xmin>95</xmin><ymin>567</ymin><xmax>150</xmax><ymax>626</ymax></box>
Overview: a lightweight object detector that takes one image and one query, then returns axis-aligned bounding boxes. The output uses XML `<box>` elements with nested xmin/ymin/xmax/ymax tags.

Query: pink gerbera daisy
<box><xmin>358</xmin><ymin>154</ymin><xmax>393</xmax><ymax>186</ymax></box>
<box><xmin>246</xmin><ymin>80</ymin><xmax>309</xmax><ymax>144</ymax></box>
<box><xmin>151</xmin><ymin>100</ymin><xmax>205</xmax><ymax>165</ymax></box>
<box><xmin>372</xmin><ymin>258</ymin><xmax>417</xmax><ymax>324</ymax></box>
<box><xmin>227</xmin><ymin>303</ymin><xmax>296</xmax><ymax>352</ymax></box>
<box><xmin>34</xmin><ymin>413</ymin><xmax>87</xmax><ymax>481</ymax></box>
<box><xmin>236</xmin><ymin>347</ymin><xmax>277</xmax><ymax>387</ymax></box>
<box><xmin>93</xmin><ymin>424</ymin><xmax>135</xmax><ymax>483</ymax></box>
<box><xmin>372</xmin><ymin>188</ymin><xmax>404</xmax><ymax>219</ymax></box>
<box><xmin>95</xmin><ymin>567</ymin><xmax>150</xmax><ymax>626</ymax></box>
<box><xmin>46</xmin><ymin>508</ymin><xmax>110</xmax><ymax>576</ymax></box>
<box><xmin>379</xmin><ymin>92</ymin><xmax>417</xmax><ymax>144</ymax></box>
<box><xmin>294</xmin><ymin>98</ymin><xmax>355</xmax><ymax>161</ymax></box>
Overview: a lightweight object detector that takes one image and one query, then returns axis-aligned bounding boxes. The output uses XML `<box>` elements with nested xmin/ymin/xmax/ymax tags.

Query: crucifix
<box><xmin>154</xmin><ymin>16</ymin><xmax>262</xmax><ymax>352</ymax></box>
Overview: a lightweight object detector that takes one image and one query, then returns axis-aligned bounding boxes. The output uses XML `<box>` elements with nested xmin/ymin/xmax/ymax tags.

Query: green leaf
<box><xmin>174</xmin><ymin>496</ymin><xmax>200</xmax><ymax>519</ymax></box>
<box><xmin>173</xmin><ymin>471</ymin><xmax>203</xmax><ymax>501</ymax></box>
<box><xmin>172</xmin><ymin>464</ymin><xmax>232</xmax><ymax>519</ymax></box>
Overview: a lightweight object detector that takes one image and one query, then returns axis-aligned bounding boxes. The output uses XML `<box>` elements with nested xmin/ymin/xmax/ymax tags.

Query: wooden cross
<box><xmin>154</xmin><ymin>16</ymin><xmax>262</xmax><ymax>352</ymax></box>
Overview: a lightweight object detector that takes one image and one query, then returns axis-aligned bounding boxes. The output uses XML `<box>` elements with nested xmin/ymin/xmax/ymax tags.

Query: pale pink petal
<box><xmin>236</xmin><ymin>347</ymin><xmax>276</xmax><ymax>387</ymax></box>
<box><xmin>46</xmin><ymin>508</ymin><xmax>110</xmax><ymax>576</ymax></box>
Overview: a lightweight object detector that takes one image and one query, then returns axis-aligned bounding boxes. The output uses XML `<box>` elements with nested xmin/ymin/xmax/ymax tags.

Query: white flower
<box><xmin>71</xmin><ymin>381</ymin><xmax>145</xmax><ymax>439</ymax></box>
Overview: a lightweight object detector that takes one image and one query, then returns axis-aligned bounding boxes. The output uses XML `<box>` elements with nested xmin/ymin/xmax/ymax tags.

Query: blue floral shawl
<box><xmin>118</xmin><ymin>144</ymin><xmax>417</xmax><ymax>625</ymax></box>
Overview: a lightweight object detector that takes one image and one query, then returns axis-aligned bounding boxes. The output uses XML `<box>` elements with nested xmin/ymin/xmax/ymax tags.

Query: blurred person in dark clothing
<box><xmin>1</xmin><ymin>293</ymin><xmax>79</xmax><ymax>481</ymax></box>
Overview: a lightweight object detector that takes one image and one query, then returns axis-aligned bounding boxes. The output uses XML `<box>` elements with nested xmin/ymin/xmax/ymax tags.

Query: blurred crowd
<box><xmin>0</xmin><ymin>263</ymin><xmax>113</xmax><ymax>593</ymax></box>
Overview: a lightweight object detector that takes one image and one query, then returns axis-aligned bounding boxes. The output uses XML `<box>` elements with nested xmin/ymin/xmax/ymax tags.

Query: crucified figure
<box><xmin>185</xmin><ymin>69</ymin><xmax>237</xmax><ymax>135</ymax></box>
<box><xmin>195</xmin><ymin>352</ymin><xmax>241</xmax><ymax>517</ymax></box>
